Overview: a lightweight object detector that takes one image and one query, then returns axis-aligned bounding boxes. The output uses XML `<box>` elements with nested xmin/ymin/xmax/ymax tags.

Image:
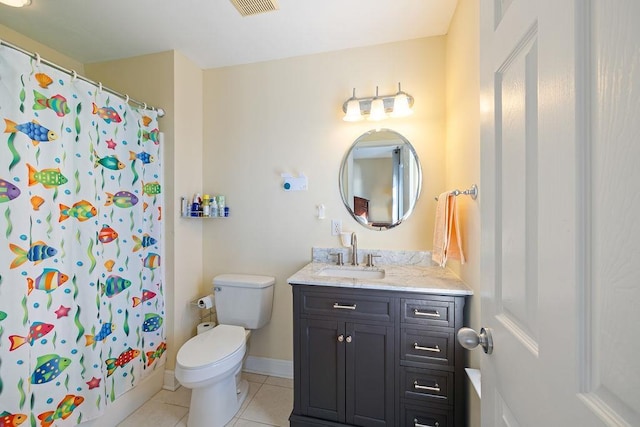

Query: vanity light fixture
<box><xmin>0</xmin><ymin>0</ymin><xmax>31</xmax><ymax>6</ymax></box>
<box><xmin>342</xmin><ymin>82</ymin><xmax>414</xmax><ymax>121</ymax></box>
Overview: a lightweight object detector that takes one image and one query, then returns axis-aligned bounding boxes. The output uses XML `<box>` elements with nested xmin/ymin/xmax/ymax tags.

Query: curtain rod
<box><xmin>0</xmin><ymin>39</ymin><xmax>165</xmax><ymax>117</ymax></box>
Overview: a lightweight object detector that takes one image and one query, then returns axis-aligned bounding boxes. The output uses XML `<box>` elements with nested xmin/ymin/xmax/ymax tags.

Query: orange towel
<box><xmin>432</xmin><ymin>192</ymin><xmax>465</xmax><ymax>267</ymax></box>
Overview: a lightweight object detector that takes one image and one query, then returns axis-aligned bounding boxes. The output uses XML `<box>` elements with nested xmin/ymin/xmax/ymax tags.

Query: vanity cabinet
<box><xmin>290</xmin><ymin>285</ymin><xmax>467</xmax><ymax>427</ymax></box>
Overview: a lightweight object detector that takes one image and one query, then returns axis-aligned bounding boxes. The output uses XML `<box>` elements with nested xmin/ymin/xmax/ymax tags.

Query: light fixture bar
<box><xmin>341</xmin><ymin>83</ymin><xmax>414</xmax><ymax>120</ymax></box>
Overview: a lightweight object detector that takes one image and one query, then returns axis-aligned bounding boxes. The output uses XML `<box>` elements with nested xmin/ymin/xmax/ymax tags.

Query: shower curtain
<box><xmin>0</xmin><ymin>45</ymin><xmax>165</xmax><ymax>426</ymax></box>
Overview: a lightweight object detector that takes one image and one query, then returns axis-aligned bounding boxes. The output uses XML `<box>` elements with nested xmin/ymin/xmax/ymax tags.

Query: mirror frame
<box><xmin>339</xmin><ymin>128</ymin><xmax>422</xmax><ymax>231</ymax></box>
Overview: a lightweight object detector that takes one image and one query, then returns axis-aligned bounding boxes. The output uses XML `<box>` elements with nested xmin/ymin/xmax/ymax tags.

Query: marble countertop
<box><xmin>287</xmin><ymin>262</ymin><xmax>473</xmax><ymax>296</ymax></box>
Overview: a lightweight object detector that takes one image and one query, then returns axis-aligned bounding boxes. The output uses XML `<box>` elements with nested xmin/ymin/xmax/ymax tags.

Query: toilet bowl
<box><xmin>176</xmin><ymin>325</ymin><xmax>249</xmax><ymax>427</ymax></box>
<box><xmin>175</xmin><ymin>273</ymin><xmax>275</xmax><ymax>427</ymax></box>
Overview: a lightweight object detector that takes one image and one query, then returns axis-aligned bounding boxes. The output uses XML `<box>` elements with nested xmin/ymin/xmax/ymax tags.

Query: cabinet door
<box><xmin>346</xmin><ymin>322</ymin><xmax>395</xmax><ymax>427</ymax></box>
<box><xmin>300</xmin><ymin>318</ymin><xmax>345</xmax><ymax>422</ymax></box>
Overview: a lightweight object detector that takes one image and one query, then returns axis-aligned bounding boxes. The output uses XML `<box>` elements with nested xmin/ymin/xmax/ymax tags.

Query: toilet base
<box><xmin>186</xmin><ymin>366</ymin><xmax>248</xmax><ymax>427</ymax></box>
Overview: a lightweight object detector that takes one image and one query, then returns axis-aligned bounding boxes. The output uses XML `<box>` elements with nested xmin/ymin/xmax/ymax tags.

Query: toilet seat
<box><xmin>177</xmin><ymin>324</ymin><xmax>246</xmax><ymax>369</ymax></box>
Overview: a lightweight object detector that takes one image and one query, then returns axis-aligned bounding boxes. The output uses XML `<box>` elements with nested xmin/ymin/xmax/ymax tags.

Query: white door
<box><xmin>478</xmin><ymin>0</ymin><xmax>640</xmax><ymax>425</ymax></box>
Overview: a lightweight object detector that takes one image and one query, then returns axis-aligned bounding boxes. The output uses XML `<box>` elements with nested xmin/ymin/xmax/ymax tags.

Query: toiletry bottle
<box><xmin>202</xmin><ymin>194</ymin><xmax>211</xmax><ymax>217</ymax></box>
<box><xmin>181</xmin><ymin>196</ymin><xmax>188</xmax><ymax>217</ymax></box>
<box><xmin>191</xmin><ymin>193</ymin><xmax>201</xmax><ymax>217</ymax></box>
<box><xmin>210</xmin><ymin>196</ymin><xmax>219</xmax><ymax>217</ymax></box>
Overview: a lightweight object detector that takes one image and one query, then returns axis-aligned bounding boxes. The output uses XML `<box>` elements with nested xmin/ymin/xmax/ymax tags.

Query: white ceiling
<box><xmin>0</xmin><ymin>0</ymin><xmax>458</xmax><ymax>69</ymax></box>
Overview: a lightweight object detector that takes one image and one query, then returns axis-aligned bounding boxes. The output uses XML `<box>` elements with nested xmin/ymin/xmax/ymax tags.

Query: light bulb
<box><xmin>390</xmin><ymin>83</ymin><xmax>413</xmax><ymax>117</ymax></box>
<box><xmin>343</xmin><ymin>88</ymin><xmax>363</xmax><ymax>122</ymax></box>
<box><xmin>0</xmin><ymin>0</ymin><xmax>31</xmax><ymax>6</ymax></box>
<box><xmin>368</xmin><ymin>86</ymin><xmax>387</xmax><ymax>121</ymax></box>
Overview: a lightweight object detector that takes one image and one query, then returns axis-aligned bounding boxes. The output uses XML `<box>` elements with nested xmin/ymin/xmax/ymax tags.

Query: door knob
<box><xmin>457</xmin><ymin>327</ymin><xmax>493</xmax><ymax>354</ymax></box>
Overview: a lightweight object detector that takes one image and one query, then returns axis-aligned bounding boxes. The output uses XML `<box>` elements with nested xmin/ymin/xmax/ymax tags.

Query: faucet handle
<box><xmin>366</xmin><ymin>254</ymin><xmax>381</xmax><ymax>267</ymax></box>
<box><xmin>330</xmin><ymin>252</ymin><xmax>344</xmax><ymax>266</ymax></box>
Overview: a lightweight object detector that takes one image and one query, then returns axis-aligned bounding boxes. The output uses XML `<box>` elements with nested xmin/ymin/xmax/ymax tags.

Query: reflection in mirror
<box><xmin>339</xmin><ymin>129</ymin><xmax>422</xmax><ymax>230</ymax></box>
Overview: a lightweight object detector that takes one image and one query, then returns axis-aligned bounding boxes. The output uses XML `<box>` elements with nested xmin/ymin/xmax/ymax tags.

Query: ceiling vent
<box><xmin>229</xmin><ymin>0</ymin><xmax>279</xmax><ymax>17</ymax></box>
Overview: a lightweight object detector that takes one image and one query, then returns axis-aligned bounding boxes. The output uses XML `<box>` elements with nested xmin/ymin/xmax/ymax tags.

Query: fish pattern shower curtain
<box><xmin>0</xmin><ymin>45</ymin><xmax>165</xmax><ymax>426</ymax></box>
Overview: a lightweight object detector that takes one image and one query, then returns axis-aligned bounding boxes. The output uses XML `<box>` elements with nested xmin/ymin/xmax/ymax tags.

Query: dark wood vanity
<box><xmin>289</xmin><ymin>283</ymin><xmax>468</xmax><ymax>427</ymax></box>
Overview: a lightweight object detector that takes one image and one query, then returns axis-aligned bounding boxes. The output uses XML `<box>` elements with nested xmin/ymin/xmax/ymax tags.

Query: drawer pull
<box><xmin>413</xmin><ymin>308</ymin><xmax>441</xmax><ymax>318</ymax></box>
<box><xmin>337</xmin><ymin>334</ymin><xmax>344</xmax><ymax>342</ymax></box>
<box><xmin>413</xmin><ymin>419</ymin><xmax>439</xmax><ymax>427</ymax></box>
<box><xmin>413</xmin><ymin>380</ymin><xmax>441</xmax><ymax>392</ymax></box>
<box><xmin>333</xmin><ymin>303</ymin><xmax>357</xmax><ymax>310</ymax></box>
<box><xmin>413</xmin><ymin>343</ymin><xmax>441</xmax><ymax>353</ymax></box>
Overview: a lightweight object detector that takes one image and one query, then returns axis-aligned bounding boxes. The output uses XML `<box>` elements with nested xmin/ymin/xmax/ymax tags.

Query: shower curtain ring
<box><xmin>35</xmin><ymin>52</ymin><xmax>41</xmax><ymax>65</ymax></box>
<box><xmin>125</xmin><ymin>94</ymin><xmax>130</xmax><ymax>104</ymax></box>
<box><xmin>71</xmin><ymin>70</ymin><xmax>78</xmax><ymax>82</ymax></box>
<box><xmin>143</xmin><ymin>103</ymin><xmax>147</xmax><ymax>110</ymax></box>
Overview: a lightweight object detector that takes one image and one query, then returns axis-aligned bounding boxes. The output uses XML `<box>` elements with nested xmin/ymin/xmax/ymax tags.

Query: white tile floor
<box><xmin>117</xmin><ymin>373</ymin><xmax>293</xmax><ymax>427</ymax></box>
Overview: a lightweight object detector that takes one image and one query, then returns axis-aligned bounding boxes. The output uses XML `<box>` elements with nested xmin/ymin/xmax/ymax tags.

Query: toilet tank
<box><xmin>213</xmin><ymin>274</ymin><xmax>275</xmax><ymax>329</ymax></box>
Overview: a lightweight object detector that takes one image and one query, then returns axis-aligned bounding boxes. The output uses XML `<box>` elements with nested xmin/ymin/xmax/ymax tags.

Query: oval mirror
<box><xmin>339</xmin><ymin>129</ymin><xmax>422</xmax><ymax>230</ymax></box>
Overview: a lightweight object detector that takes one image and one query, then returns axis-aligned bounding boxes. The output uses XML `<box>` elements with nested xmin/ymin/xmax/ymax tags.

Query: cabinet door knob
<box><xmin>337</xmin><ymin>334</ymin><xmax>344</xmax><ymax>342</ymax></box>
<box><xmin>345</xmin><ymin>335</ymin><xmax>352</xmax><ymax>343</ymax></box>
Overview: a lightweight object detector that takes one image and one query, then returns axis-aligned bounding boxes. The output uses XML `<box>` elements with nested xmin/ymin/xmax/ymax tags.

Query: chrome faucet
<box><xmin>351</xmin><ymin>233</ymin><xmax>359</xmax><ymax>266</ymax></box>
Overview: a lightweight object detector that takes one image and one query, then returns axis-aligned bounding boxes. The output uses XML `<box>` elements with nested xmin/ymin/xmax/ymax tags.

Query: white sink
<box><xmin>318</xmin><ymin>267</ymin><xmax>385</xmax><ymax>280</ymax></box>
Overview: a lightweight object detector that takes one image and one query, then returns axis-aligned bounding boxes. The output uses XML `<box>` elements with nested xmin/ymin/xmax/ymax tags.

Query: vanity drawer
<box><xmin>401</xmin><ymin>367</ymin><xmax>454</xmax><ymax>404</ymax></box>
<box><xmin>401</xmin><ymin>298</ymin><xmax>455</xmax><ymax>328</ymax></box>
<box><xmin>401</xmin><ymin>403</ymin><xmax>453</xmax><ymax>427</ymax></box>
<box><xmin>300</xmin><ymin>290</ymin><xmax>393</xmax><ymax>322</ymax></box>
<box><xmin>401</xmin><ymin>328</ymin><xmax>454</xmax><ymax>367</ymax></box>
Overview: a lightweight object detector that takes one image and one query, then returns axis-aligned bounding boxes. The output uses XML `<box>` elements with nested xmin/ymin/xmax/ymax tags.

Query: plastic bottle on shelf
<box><xmin>210</xmin><ymin>196</ymin><xmax>219</xmax><ymax>217</ymax></box>
<box><xmin>202</xmin><ymin>194</ymin><xmax>211</xmax><ymax>217</ymax></box>
<box><xmin>191</xmin><ymin>193</ymin><xmax>201</xmax><ymax>217</ymax></box>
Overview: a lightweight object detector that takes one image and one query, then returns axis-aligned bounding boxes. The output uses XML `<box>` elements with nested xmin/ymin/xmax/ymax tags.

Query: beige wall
<box><xmin>85</xmin><ymin>51</ymin><xmax>204</xmax><ymax>371</ymax></box>
<box><xmin>445</xmin><ymin>1</ymin><xmax>481</xmax><ymax>426</ymax></box>
<box><xmin>0</xmin><ymin>23</ymin><xmax>84</xmax><ymax>72</ymax></box>
<box><xmin>203</xmin><ymin>37</ymin><xmax>447</xmax><ymax>361</ymax></box>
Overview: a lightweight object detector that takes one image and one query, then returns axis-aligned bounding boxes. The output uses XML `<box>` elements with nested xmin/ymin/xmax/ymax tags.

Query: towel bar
<box><xmin>434</xmin><ymin>184</ymin><xmax>478</xmax><ymax>201</ymax></box>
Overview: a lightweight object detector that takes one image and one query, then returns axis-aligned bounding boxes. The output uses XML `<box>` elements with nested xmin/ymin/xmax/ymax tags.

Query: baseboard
<box><xmin>243</xmin><ymin>356</ymin><xmax>293</xmax><ymax>379</ymax></box>
<box><xmin>163</xmin><ymin>369</ymin><xmax>180</xmax><ymax>391</ymax></box>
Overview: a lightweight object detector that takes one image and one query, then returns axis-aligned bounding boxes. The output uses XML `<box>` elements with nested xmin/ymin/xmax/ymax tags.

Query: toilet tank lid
<box><xmin>213</xmin><ymin>274</ymin><xmax>275</xmax><ymax>288</ymax></box>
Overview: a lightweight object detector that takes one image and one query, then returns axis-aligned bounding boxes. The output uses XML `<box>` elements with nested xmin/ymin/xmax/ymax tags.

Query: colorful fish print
<box><xmin>59</xmin><ymin>200</ymin><xmax>97</xmax><ymax>222</ymax></box>
<box><xmin>30</xmin><ymin>195</ymin><xmax>44</xmax><ymax>210</ymax></box>
<box><xmin>94</xmin><ymin>150</ymin><xmax>125</xmax><ymax>170</ymax></box>
<box><xmin>0</xmin><ymin>311</ymin><xmax>7</xmax><ymax>321</ymax></box>
<box><xmin>104</xmin><ymin>259</ymin><xmax>115</xmax><ymax>272</ymax></box>
<box><xmin>142</xmin><ymin>313</ymin><xmax>163</xmax><ymax>332</ymax></box>
<box><xmin>101</xmin><ymin>275</ymin><xmax>131</xmax><ymax>297</ymax></box>
<box><xmin>143</xmin><ymin>128</ymin><xmax>159</xmax><ymax>144</ymax></box>
<box><xmin>146</xmin><ymin>342</ymin><xmax>167</xmax><ymax>366</ymax></box>
<box><xmin>132</xmin><ymin>289</ymin><xmax>157</xmax><ymax>307</ymax></box>
<box><xmin>142</xmin><ymin>181</ymin><xmax>161</xmax><ymax>196</ymax></box>
<box><xmin>97</xmin><ymin>225</ymin><xmax>118</xmax><ymax>243</ymax></box>
<box><xmin>27</xmin><ymin>164</ymin><xmax>68</xmax><ymax>189</ymax></box>
<box><xmin>105</xmin><ymin>191</ymin><xmax>138</xmax><ymax>208</ymax></box>
<box><xmin>37</xmin><ymin>394</ymin><xmax>84</xmax><ymax>427</ymax></box>
<box><xmin>143</xmin><ymin>253</ymin><xmax>161</xmax><ymax>270</ymax></box>
<box><xmin>9</xmin><ymin>322</ymin><xmax>55</xmax><ymax>351</ymax></box>
<box><xmin>129</xmin><ymin>150</ymin><xmax>154</xmax><ymax>164</ymax></box>
<box><xmin>10</xmin><ymin>241</ymin><xmax>57</xmax><ymax>269</ymax></box>
<box><xmin>0</xmin><ymin>411</ymin><xmax>27</xmax><ymax>427</ymax></box>
<box><xmin>132</xmin><ymin>234</ymin><xmax>157</xmax><ymax>252</ymax></box>
<box><xmin>141</xmin><ymin>115</ymin><xmax>152</xmax><ymax>126</ymax></box>
<box><xmin>0</xmin><ymin>179</ymin><xmax>20</xmax><ymax>203</ymax></box>
<box><xmin>105</xmin><ymin>348</ymin><xmax>140</xmax><ymax>376</ymax></box>
<box><xmin>33</xmin><ymin>91</ymin><xmax>70</xmax><ymax>117</ymax></box>
<box><xmin>84</xmin><ymin>322</ymin><xmax>115</xmax><ymax>346</ymax></box>
<box><xmin>27</xmin><ymin>268</ymin><xmax>68</xmax><ymax>295</ymax></box>
<box><xmin>92</xmin><ymin>103</ymin><xmax>122</xmax><ymax>123</ymax></box>
<box><xmin>4</xmin><ymin>119</ymin><xmax>57</xmax><ymax>146</ymax></box>
<box><xmin>30</xmin><ymin>353</ymin><xmax>72</xmax><ymax>384</ymax></box>
<box><xmin>35</xmin><ymin>72</ymin><xmax>53</xmax><ymax>88</ymax></box>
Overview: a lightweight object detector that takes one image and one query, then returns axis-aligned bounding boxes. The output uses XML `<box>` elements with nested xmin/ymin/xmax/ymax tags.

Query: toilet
<box><xmin>175</xmin><ymin>274</ymin><xmax>275</xmax><ymax>427</ymax></box>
